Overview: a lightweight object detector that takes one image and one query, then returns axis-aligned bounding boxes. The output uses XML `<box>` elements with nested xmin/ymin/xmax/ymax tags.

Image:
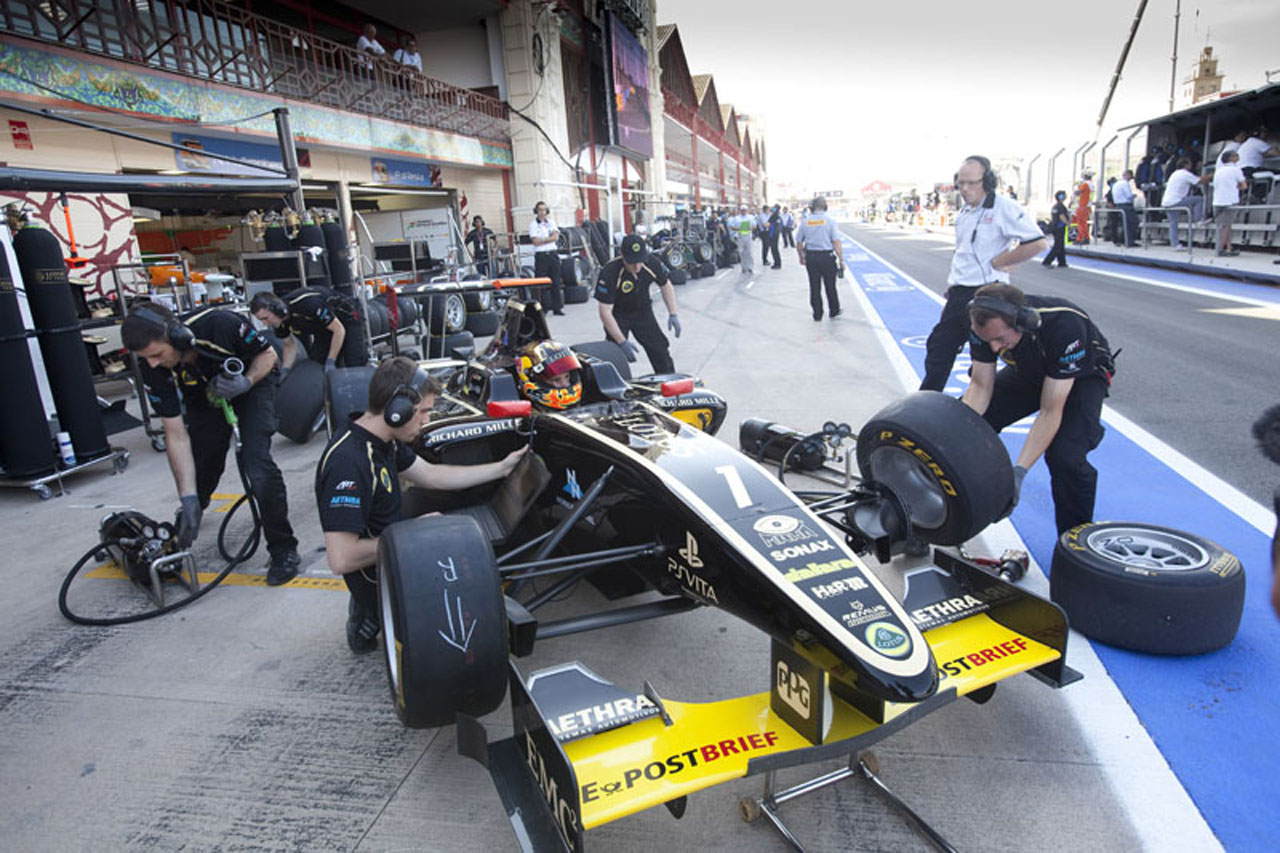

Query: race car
<box><xmin>329</xmin><ymin>289</ymin><xmax>1080</xmax><ymax>850</ymax></box>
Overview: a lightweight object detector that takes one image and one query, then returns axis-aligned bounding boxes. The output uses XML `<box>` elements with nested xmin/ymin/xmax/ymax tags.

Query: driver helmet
<box><xmin>517</xmin><ymin>340</ymin><xmax>582</xmax><ymax>410</ymax></box>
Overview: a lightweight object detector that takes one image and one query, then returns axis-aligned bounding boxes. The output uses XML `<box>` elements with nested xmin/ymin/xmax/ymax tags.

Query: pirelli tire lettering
<box><xmin>1051</xmin><ymin>521</ymin><xmax>1245</xmax><ymax>655</ymax></box>
<box><xmin>580</xmin><ymin>731</ymin><xmax>781</xmax><ymax>803</ymax></box>
<box><xmin>856</xmin><ymin>392</ymin><xmax>1015</xmax><ymax>545</ymax></box>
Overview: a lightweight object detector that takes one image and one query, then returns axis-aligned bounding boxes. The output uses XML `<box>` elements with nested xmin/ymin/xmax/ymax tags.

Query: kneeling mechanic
<box><xmin>315</xmin><ymin>357</ymin><xmax>527</xmax><ymax>653</ymax></box>
<box><xmin>122</xmin><ymin>301</ymin><xmax>301</xmax><ymax>584</ymax></box>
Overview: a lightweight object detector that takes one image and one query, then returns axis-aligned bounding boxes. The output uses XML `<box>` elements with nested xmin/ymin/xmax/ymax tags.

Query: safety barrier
<box><xmin>1094</xmin><ymin>204</ymin><xmax>1280</xmax><ymax>260</ymax></box>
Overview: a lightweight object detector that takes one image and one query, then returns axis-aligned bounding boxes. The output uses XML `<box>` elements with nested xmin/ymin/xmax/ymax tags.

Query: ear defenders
<box><xmin>955</xmin><ymin>155</ymin><xmax>999</xmax><ymax>194</ymax></box>
<box><xmin>970</xmin><ymin>294</ymin><xmax>1041</xmax><ymax>333</ymax></box>
<box><xmin>131</xmin><ymin>304</ymin><xmax>195</xmax><ymax>351</ymax></box>
<box><xmin>383</xmin><ymin>366</ymin><xmax>433</xmax><ymax>428</ymax></box>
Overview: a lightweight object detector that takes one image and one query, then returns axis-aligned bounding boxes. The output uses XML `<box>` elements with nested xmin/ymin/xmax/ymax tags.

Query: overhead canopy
<box><xmin>1119</xmin><ymin>82</ymin><xmax>1280</xmax><ymax>144</ymax></box>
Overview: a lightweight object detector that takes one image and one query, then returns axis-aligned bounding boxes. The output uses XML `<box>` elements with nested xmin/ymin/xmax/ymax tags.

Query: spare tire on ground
<box><xmin>464</xmin><ymin>310</ymin><xmax>501</xmax><ymax>337</ymax></box>
<box><xmin>1050</xmin><ymin>521</ymin><xmax>1245</xmax><ymax>655</ymax></box>
<box><xmin>669</xmin><ymin>268</ymin><xmax>689</xmax><ymax>286</ymax></box>
<box><xmin>275</xmin><ymin>358</ymin><xmax>325</xmax><ymax>444</ymax></box>
<box><xmin>856</xmin><ymin>391</ymin><xmax>1013</xmax><ymax>545</ymax></box>
<box><xmin>698</xmin><ymin>261</ymin><xmax>716</xmax><ymax>278</ymax></box>
<box><xmin>325</xmin><ymin>365</ymin><xmax>376</xmax><ymax>436</ymax></box>
<box><xmin>378</xmin><ymin>514</ymin><xmax>507</xmax><ymax>728</ymax></box>
<box><xmin>564</xmin><ymin>284</ymin><xmax>590</xmax><ymax>304</ymax></box>
<box><xmin>571</xmin><ymin>340</ymin><xmax>632</xmax><ymax>381</ymax></box>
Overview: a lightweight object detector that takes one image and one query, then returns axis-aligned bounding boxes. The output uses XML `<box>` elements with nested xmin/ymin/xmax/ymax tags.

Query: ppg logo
<box><xmin>775</xmin><ymin>660</ymin><xmax>811</xmax><ymax>720</ymax></box>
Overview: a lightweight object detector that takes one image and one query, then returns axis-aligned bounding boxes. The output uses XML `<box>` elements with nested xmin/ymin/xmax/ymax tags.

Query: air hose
<box><xmin>58</xmin><ymin>359</ymin><xmax>264</xmax><ymax>625</ymax></box>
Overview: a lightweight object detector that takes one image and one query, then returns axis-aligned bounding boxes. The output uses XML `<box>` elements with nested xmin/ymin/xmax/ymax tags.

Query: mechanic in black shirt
<box><xmin>464</xmin><ymin>215</ymin><xmax>495</xmax><ymax>277</ymax></box>
<box><xmin>595</xmin><ymin>233</ymin><xmax>681</xmax><ymax>374</ymax></box>
<box><xmin>315</xmin><ymin>356</ymin><xmax>527</xmax><ymax>653</ymax></box>
<box><xmin>249</xmin><ymin>287</ymin><xmax>366</xmax><ymax>372</ymax></box>
<box><xmin>121</xmin><ymin>301</ymin><xmax>300</xmax><ymax>584</ymax></box>
<box><xmin>961</xmin><ymin>284</ymin><xmax>1115</xmax><ymax>534</ymax></box>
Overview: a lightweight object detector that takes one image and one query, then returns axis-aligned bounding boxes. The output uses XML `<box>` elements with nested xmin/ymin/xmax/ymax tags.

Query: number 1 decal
<box><xmin>715</xmin><ymin>464</ymin><xmax>752</xmax><ymax>509</ymax></box>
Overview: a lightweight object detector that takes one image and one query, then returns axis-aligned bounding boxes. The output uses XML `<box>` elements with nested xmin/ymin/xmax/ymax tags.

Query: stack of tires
<box><xmin>559</xmin><ymin>253</ymin><xmax>592</xmax><ymax>305</ymax></box>
<box><xmin>662</xmin><ymin>242</ymin><xmax>689</xmax><ymax>286</ymax></box>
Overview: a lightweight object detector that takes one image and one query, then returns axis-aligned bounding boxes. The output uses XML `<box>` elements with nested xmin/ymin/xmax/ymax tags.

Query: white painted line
<box><xmin>844</xmin><ymin>250</ymin><xmax>1223</xmax><ymax>852</ymax></box>
<box><xmin>1074</xmin><ymin>264</ymin><xmax>1280</xmax><ymax>307</ymax></box>
<box><xmin>843</xmin><ymin>231</ymin><xmax>1275</xmax><ymax>531</ymax></box>
<box><xmin>715</xmin><ymin>268</ymin><xmax>730</xmax><ymax>280</ymax></box>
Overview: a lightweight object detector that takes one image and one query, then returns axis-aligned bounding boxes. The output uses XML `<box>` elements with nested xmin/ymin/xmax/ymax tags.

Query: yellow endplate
<box><xmin>923</xmin><ymin>613</ymin><xmax>1061</xmax><ymax>696</ymax></box>
<box><xmin>567</xmin><ymin>613</ymin><xmax>1060</xmax><ymax>830</ymax></box>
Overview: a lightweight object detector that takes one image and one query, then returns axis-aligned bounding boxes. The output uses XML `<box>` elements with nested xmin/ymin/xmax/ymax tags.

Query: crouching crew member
<box><xmin>122</xmin><ymin>301</ymin><xmax>300</xmax><ymax>584</ymax></box>
<box><xmin>595</xmin><ymin>234</ymin><xmax>681</xmax><ymax>374</ymax></box>
<box><xmin>250</xmin><ymin>287</ymin><xmax>366</xmax><ymax>373</ymax></box>
<box><xmin>795</xmin><ymin>195</ymin><xmax>845</xmax><ymax>321</ymax></box>
<box><xmin>315</xmin><ymin>357</ymin><xmax>526</xmax><ymax>653</ymax></box>
<box><xmin>961</xmin><ymin>284</ymin><xmax>1115</xmax><ymax>534</ymax></box>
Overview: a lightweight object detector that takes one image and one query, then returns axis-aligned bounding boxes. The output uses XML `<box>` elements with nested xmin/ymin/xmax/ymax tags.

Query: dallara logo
<box><xmin>865</xmin><ymin>621</ymin><xmax>911</xmax><ymax>657</ymax></box>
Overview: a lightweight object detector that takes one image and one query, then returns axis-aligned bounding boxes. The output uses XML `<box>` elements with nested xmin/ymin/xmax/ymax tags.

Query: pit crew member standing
<box><xmin>529</xmin><ymin>201</ymin><xmax>564</xmax><ymax>316</ymax></box>
<box><xmin>920</xmin><ymin>155</ymin><xmax>1046</xmax><ymax>392</ymax></box>
<box><xmin>250</xmin><ymin>288</ymin><xmax>365</xmax><ymax>373</ymax></box>
<box><xmin>122</xmin><ymin>301</ymin><xmax>300</xmax><ymax>585</ymax></box>
<box><xmin>727</xmin><ymin>205</ymin><xmax>755</xmax><ymax>275</ymax></box>
<box><xmin>595</xmin><ymin>234</ymin><xmax>680</xmax><ymax>374</ymax></box>
<box><xmin>961</xmin><ymin>284</ymin><xmax>1115</xmax><ymax>535</ymax></box>
<box><xmin>315</xmin><ymin>357</ymin><xmax>526</xmax><ymax>652</ymax></box>
<box><xmin>795</xmin><ymin>195</ymin><xmax>844</xmax><ymax>320</ymax></box>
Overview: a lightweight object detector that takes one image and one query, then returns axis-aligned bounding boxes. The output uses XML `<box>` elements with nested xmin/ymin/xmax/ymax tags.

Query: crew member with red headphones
<box><xmin>121</xmin><ymin>301</ymin><xmax>301</xmax><ymax>584</ymax></box>
<box><xmin>920</xmin><ymin>155</ymin><xmax>1046</xmax><ymax>392</ymax></box>
<box><xmin>962</xmin><ymin>284</ymin><xmax>1116</xmax><ymax>534</ymax></box>
<box><xmin>314</xmin><ymin>357</ymin><xmax>526</xmax><ymax>653</ymax></box>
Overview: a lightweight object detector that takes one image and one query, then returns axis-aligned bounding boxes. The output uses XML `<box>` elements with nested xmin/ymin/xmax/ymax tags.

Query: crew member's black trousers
<box><xmin>982</xmin><ymin>371</ymin><xmax>1108</xmax><ymax>534</ymax></box>
<box><xmin>764</xmin><ymin>234</ymin><xmax>781</xmax><ymax>268</ymax></box>
<box><xmin>345</xmin><ymin>567</ymin><xmax>380</xmax><ymax>620</ymax></box>
<box><xmin>920</xmin><ymin>284</ymin><xmax>979</xmax><ymax>392</ymax></box>
<box><xmin>1117</xmin><ymin>202</ymin><xmax>1137</xmax><ymax>246</ymax></box>
<box><xmin>610</xmin><ymin>309</ymin><xmax>673</xmax><ymax>374</ymax></box>
<box><xmin>782</xmin><ymin>226</ymin><xmax>795</xmax><ymax>248</ymax></box>
<box><xmin>186</xmin><ymin>379</ymin><xmax>297</xmax><ymax>561</ymax></box>
<box><xmin>1043</xmin><ymin>225</ymin><xmax>1068</xmax><ymax>267</ymax></box>
<box><xmin>805</xmin><ymin>251</ymin><xmax>840</xmax><ymax>319</ymax></box>
<box><xmin>303</xmin><ymin>319</ymin><xmax>368</xmax><ymax>367</ymax></box>
<box><xmin>534</xmin><ymin>251</ymin><xmax>564</xmax><ymax>313</ymax></box>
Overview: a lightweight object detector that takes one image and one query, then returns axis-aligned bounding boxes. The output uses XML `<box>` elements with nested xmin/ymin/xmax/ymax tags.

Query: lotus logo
<box><xmin>865</xmin><ymin>621</ymin><xmax>911</xmax><ymax>657</ymax></box>
<box><xmin>629</xmin><ymin>241</ymin><xmax>641</xmax><ymax>253</ymax></box>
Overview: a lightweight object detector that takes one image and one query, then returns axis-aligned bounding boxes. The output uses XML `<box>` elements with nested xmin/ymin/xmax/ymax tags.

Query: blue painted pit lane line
<box><xmin>840</xmin><ymin>229</ymin><xmax>1276</xmax><ymax>852</ymax></box>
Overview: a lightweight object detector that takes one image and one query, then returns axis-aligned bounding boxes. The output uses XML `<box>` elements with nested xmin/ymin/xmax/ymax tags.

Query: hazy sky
<box><xmin>661</xmin><ymin>0</ymin><xmax>1279</xmax><ymax>193</ymax></box>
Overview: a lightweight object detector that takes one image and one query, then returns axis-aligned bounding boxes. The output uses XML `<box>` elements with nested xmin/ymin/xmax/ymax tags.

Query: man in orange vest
<box><xmin>1072</xmin><ymin>170</ymin><xmax>1094</xmax><ymax>244</ymax></box>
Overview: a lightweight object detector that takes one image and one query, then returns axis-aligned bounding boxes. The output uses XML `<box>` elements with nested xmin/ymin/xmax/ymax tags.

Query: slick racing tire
<box><xmin>856</xmin><ymin>391</ymin><xmax>1013</xmax><ymax>545</ymax></box>
<box><xmin>365</xmin><ymin>299</ymin><xmax>390</xmax><ymax>339</ymax></box>
<box><xmin>378</xmin><ymin>514</ymin><xmax>507</xmax><ymax>728</ymax></box>
<box><xmin>572</xmin><ymin>340</ymin><xmax>632</xmax><ymax>381</ymax></box>
<box><xmin>560</xmin><ymin>255</ymin><xmax>578</xmax><ymax>287</ymax></box>
<box><xmin>1050</xmin><ymin>522</ymin><xmax>1245</xmax><ymax>655</ymax></box>
<box><xmin>275</xmin><ymin>358</ymin><xmax>325</xmax><ymax>444</ymax></box>
<box><xmin>426</xmin><ymin>293</ymin><xmax>467</xmax><ymax>334</ymax></box>
<box><xmin>326</xmin><ymin>365</ymin><xmax>376</xmax><ymax>437</ymax></box>
<box><xmin>668</xmin><ymin>268</ymin><xmax>689</xmax><ymax>286</ymax></box>
<box><xmin>427</xmin><ymin>331</ymin><xmax>475</xmax><ymax>359</ymax></box>
<box><xmin>564</xmin><ymin>284</ymin><xmax>590</xmax><ymax>305</ymax></box>
<box><xmin>464</xmin><ymin>309</ymin><xmax>501</xmax><ymax>337</ymax></box>
<box><xmin>698</xmin><ymin>261</ymin><xmax>716</xmax><ymax>278</ymax></box>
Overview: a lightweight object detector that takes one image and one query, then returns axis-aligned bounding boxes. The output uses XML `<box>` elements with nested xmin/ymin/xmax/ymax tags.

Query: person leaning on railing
<box><xmin>1161</xmin><ymin>158</ymin><xmax>1209</xmax><ymax>249</ymax></box>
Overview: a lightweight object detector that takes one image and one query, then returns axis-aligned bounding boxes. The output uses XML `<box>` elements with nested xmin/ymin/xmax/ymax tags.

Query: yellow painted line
<box><xmin>83</xmin><ymin>562</ymin><xmax>345</xmax><ymax>590</ymax></box>
<box><xmin>1201</xmin><ymin>305</ymin><xmax>1280</xmax><ymax>322</ymax></box>
<box><xmin>209</xmin><ymin>493</ymin><xmax>244</xmax><ymax>514</ymax></box>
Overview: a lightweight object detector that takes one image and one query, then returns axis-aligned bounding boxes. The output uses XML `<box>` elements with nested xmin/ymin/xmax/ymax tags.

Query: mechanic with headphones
<box><xmin>795</xmin><ymin>195</ymin><xmax>845</xmax><ymax>321</ymax></box>
<box><xmin>528</xmin><ymin>201</ymin><xmax>565</xmax><ymax>316</ymax></box>
<box><xmin>595</xmin><ymin>233</ymin><xmax>680</xmax><ymax>374</ymax></box>
<box><xmin>921</xmin><ymin>155</ymin><xmax>1046</xmax><ymax>392</ymax></box>
<box><xmin>121</xmin><ymin>301</ymin><xmax>301</xmax><ymax>585</ymax></box>
<box><xmin>315</xmin><ymin>357</ymin><xmax>526</xmax><ymax>653</ymax></box>
<box><xmin>961</xmin><ymin>283</ymin><xmax>1116</xmax><ymax>534</ymax></box>
<box><xmin>249</xmin><ymin>287</ymin><xmax>366</xmax><ymax>374</ymax></box>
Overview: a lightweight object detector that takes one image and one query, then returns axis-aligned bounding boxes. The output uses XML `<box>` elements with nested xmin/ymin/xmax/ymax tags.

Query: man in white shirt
<box><xmin>1162</xmin><ymin>158</ymin><xmax>1207</xmax><ymax>249</ymax></box>
<box><xmin>1110</xmin><ymin>169</ymin><xmax>1138</xmax><ymax>247</ymax></box>
<box><xmin>393</xmin><ymin>37</ymin><xmax>421</xmax><ymax>74</ymax></box>
<box><xmin>528</xmin><ymin>201</ymin><xmax>564</xmax><ymax>315</ymax></box>
<box><xmin>1212</xmin><ymin>150</ymin><xmax>1247</xmax><ymax>257</ymax></box>
<box><xmin>1237</xmin><ymin>131</ymin><xmax>1280</xmax><ymax>201</ymax></box>
<box><xmin>356</xmin><ymin>23</ymin><xmax>385</xmax><ymax>73</ymax></box>
<box><xmin>920</xmin><ymin>155</ymin><xmax>1046</xmax><ymax>392</ymax></box>
<box><xmin>1216</xmin><ymin>130</ymin><xmax>1247</xmax><ymax>165</ymax></box>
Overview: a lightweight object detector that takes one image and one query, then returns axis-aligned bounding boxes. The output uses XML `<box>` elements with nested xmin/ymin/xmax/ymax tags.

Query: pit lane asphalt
<box><xmin>0</xmin><ymin>258</ymin><xmax>1217</xmax><ymax>851</ymax></box>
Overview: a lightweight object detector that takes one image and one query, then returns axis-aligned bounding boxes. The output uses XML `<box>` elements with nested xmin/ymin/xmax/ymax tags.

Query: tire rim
<box><xmin>445</xmin><ymin>293</ymin><xmax>466</xmax><ymax>332</ymax></box>
<box><xmin>380</xmin><ymin>573</ymin><xmax>400</xmax><ymax>694</ymax></box>
<box><xmin>864</xmin><ymin>446</ymin><xmax>948</xmax><ymax>529</ymax></box>
<box><xmin>1083</xmin><ymin>526</ymin><xmax>1210</xmax><ymax>571</ymax></box>
<box><xmin>666</xmin><ymin>246</ymin><xmax>686</xmax><ymax>268</ymax></box>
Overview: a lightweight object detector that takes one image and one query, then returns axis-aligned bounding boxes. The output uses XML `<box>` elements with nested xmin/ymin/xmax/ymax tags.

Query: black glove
<box><xmin>618</xmin><ymin>339</ymin><xmax>641</xmax><ymax>363</ymax></box>
<box><xmin>210</xmin><ymin>372</ymin><xmax>252</xmax><ymax>400</ymax></box>
<box><xmin>324</xmin><ymin>357</ymin><xmax>337</xmax><ymax>373</ymax></box>
<box><xmin>1011</xmin><ymin>465</ymin><xmax>1028</xmax><ymax>508</ymax></box>
<box><xmin>176</xmin><ymin>494</ymin><xmax>202</xmax><ymax>549</ymax></box>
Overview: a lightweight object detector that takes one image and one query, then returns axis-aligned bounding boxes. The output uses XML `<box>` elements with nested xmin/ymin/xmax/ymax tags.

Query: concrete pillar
<box><xmin>642</xmin><ymin>4</ymin><xmax>670</xmax><ymax>219</ymax></box>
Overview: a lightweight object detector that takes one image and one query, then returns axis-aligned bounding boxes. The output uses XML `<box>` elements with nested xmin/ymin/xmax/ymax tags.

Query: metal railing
<box><xmin>0</xmin><ymin>0</ymin><xmax>509</xmax><ymax>141</ymax></box>
<box><xmin>1093</xmin><ymin>203</ymin><xmax>1280</xmax><ymax>261</ymax></box>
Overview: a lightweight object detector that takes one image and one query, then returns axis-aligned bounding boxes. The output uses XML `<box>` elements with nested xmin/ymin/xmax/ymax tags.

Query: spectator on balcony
<box><xmin>393</xmin><ymin>37</ymin><xmax>422</xmax><ymax>74</ymax></box>
<box><xmin>1162</xmin><ymin>158</ymin><xmax>1207</xmax><ymax>249</ymax></box>
<box><xmin>1237</xmin><ymin>130</ymin><xmax>1280</xmax><ymax>201</ymax></box>
<box><xmin>1216</xmin><ymin>129</ymin><xmax>1248</xmax><ymax>166</ymax></box>
<box><xmin>356</xmin><ymin>23</ymin><xmax>386</xmax><ymax>73</ymax></box>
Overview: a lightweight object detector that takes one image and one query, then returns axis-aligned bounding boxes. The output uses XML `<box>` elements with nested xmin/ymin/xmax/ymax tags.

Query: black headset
<box><xmin>250</xmin><ymin>292</ymin><xmax>289</xmax><ymax>319</ymax></box>
<box><xmin>383</xmin><ymin>366</ymin><xmax>434</xmax><ymax>428</ymax></box>
<box><xmin>956</xmin><ymin>155</ymin><xmax>999</xmax><ymax>194</ymax></box>
<box><xmin>970</xmin><ymin>293</ymin><xmax>1042</xmax><ymax>333</ymax></box>
<box><xmin>131</xmin><ymin>303</ymin><xmax>195</xmax><ymax>351</ymax></box>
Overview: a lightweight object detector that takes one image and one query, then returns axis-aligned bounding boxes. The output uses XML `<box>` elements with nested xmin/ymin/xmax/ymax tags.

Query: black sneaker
<box><xmin>830</xmin><ymin>309</ymin><xmax>842</xmax><ymax>319</ymax></box>
<box><xmin>266</xmin><ymin>551</ymin><xmax>300</xmax><ymax>586</ymax></box>
<box><xmin>346</xmin><ymin>598</ymin><xmax>380</xmax><ymax>654</ymax></box>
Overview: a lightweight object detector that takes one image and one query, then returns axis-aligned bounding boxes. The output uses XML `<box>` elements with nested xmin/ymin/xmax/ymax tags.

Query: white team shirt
<box><xmin>1212</xmin><ymin>164</ymin><xmax>1246</xmax><ymax>206</ymax></box>
<box><xmin>948</xmin><ymin>194</ymin><xmax>1044</xmax><ymax>285</ymax></box>
<box><xmin>393</xmin><ymin>49</ymin><xmax>421</xmax><ymax>73</ymax></box>
<box><xmin>529</xmin><ymin>217</ymin><xmax>559</xmax><ymax>253</ymax></box>
<box><xmin>1163</xmin><ymin>169</ymin><xmax>1198</xmax><ymax>205</ymax></box>
<box><xmin>1111</xmin><ymin>179</ymin><xmax>1135</xmax><ymax>204</ymax></box>
<box><xmin>1237</xmin><ymin>137</ymin><xmax>1271</xmax><ymax>170</ymax></box>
